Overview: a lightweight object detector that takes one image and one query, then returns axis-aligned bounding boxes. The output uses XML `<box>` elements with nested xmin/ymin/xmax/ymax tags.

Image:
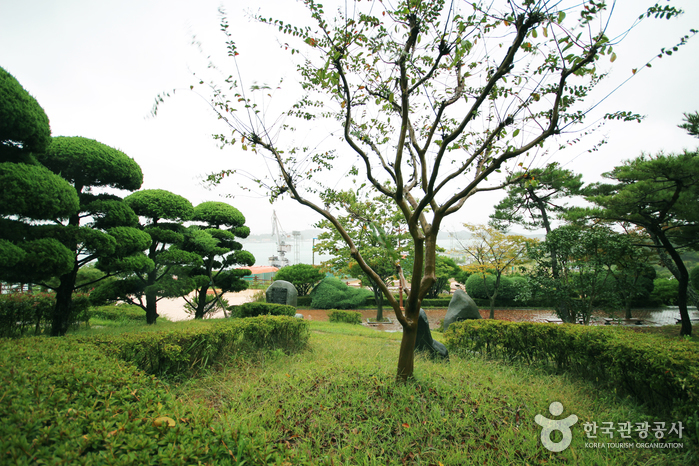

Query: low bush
<box><xmin>328</xmin><ymin>310</ymin><xmax>362</xmax><ymax>324</ymax></box>
<box><xmin>88</xmin><ymin>304</ymin><xmax>145</xmax><ymax>323</ymax></box>
<box><xmin>444</xmin><ymin>320</ymin><xmax>699</xmax><ymax>429</ymax></box>
<box><xmin>0</xmin><ymin>337</ymin><xmax>293</xmax><ymax>465</ymax></box>
<box><xmin>310</xmin><ymin>277</ymin><xmax>372</xmax><ymax>309</ymax></box>
<box><xmin>236</xmin><ymin>302</ymin><xmax>296</xmax><ymax>318</ymax></box>
<box><xmin>74</xmin><ymin>316</ymin><xmax>309</xmax><ymax>378</ymax></box>
<box><xmin>0</xmin><ymin>292</ymin><xmax>90</xmax><ymax>337</ymax></box>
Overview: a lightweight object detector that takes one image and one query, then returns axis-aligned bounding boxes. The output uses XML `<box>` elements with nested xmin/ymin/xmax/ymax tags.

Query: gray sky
<box><xmin>2</xmin><ymin>0</ymin><xmax>698</xmax><ymax>235</ymax></box>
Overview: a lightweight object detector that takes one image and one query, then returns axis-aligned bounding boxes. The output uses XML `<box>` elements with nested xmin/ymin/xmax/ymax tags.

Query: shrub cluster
<box><xmin>235</xmin><ymin>302</ymin><xmax>296</xmax><ymax>318</ymax></box>
<box><xmin>0</xmin><ymin>336</ymin><xmax>295</xmax><ymax>465</ymax></box>
<box><xmin>0</xmin><ymin>292</ymin><xmax>90</xmax><ymax>337</ymax></box>
<box><xmin>310</xmin><ymin>277</ymin><xmax>372</xmax><ymax>309</ymax></box>
<box><xmin>73</xmin><ymin>316</ymin><xmax>309</xmax><ymax>377</ymax></box>
<box><xmin>444</xmin><ymin>320</ymin><xmax>699</xmax><ymax>426</ymax></box>
<box><xmin>88</xmin><ymin>304</ymin><xmax>145</xmax><ymax>323</ymax></box>
<box><xmin>328</xmin><ymin>310</ymin><xmax>362</xmax><ymax>324</ymax></box>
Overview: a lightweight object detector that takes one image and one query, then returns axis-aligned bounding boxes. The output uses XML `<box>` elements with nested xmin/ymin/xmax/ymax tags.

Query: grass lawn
<box><xmin>166</xmin><ymin>320</ymin><xmax>696</xmax><ymax>465</ymax></box>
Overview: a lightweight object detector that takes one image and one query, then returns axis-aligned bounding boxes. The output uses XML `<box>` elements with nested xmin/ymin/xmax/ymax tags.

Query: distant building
<box><xmin>238</xmin><ymin>266</ymin><xmax>278</xmax><ymax>283</ymax></box>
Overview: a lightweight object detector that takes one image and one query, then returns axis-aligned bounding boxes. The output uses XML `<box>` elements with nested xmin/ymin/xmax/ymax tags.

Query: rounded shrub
<box><xmin>310</xmin><ymin>277</ymin><xmax>372</xmax><ymax>309</ymax></box>
<box><xmin>236</xmin><ymin>302</ymin><xmax>296</xmax><ymax>318</ymax></box>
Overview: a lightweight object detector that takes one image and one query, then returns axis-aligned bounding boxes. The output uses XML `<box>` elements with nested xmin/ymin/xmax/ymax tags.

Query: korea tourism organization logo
<box><xmin>535</xmin><ymin>402</ymin><xmax>685</xmax><ymax>452</ymax></box>
<box><xmin>534</xmin><ymin>402</ymin><xmax>578</xmax><ymax>452</ymax></box>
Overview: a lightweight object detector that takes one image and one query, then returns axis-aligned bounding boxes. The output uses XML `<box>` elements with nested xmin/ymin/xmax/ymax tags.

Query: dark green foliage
<box><xmin>427</xmin><ymin>255</ymin><xmax>461</xmax><ymax>299</ymax></box>
<box><xmin>650</xmin><ymin>278</ymin><xmax>680</xmax><ymax>305</ymax></box>
<box><xmin>273</xmin><ymin>263</ymin><xmax>324</xmax><ymax>296</ymax></box>
<box><xmin>0</xmin><ymin>162</ymin><xmax>79</xmax><ymax>219</ymax></box>
<box><xmin>445</xmin><ymin>320</ymin><xmax>699</xmax><ymax>428</ymax></box>
<box><xmin>125</xmin><ymin>189</ymin><xmax>194</xmax><ymax>222</ymax></box>
<box><xmin>236</xmin><ymin>302</ymin><xmax>296</xmax><ymax>318</ymax></box>
<box><xmin>489</xmin><ymin>162</ymin><xmax>583</xmax><ymax>232</ymax></box>
<box><xmin>0</xmin><ymin>67</ymin><xmax>50</xmax><ymax>160</ymax></box>
<box><xmin>296</xmin><ymin>295</ymin><xmax>312</xmax><ymax>307</ymax></box>
<box><xmin>465</xmin><ymin>274</ymin><xmax>519</xmax><ymax>302</ymax></box>
<box><xmin>180</xmin><ymin>201</ymin><xmax>255</xmax><ymax>319</ymax></box>
<box><xmin>39</xmin><ymin>136</ymin><xmax>142</xmax><ymax>191</ymax></box>
<box><xmin>679</xmin><ymin>111</ymin><xmax>699</xmax><ymax>138</ymax></box>
<box><xmin>310</xmin><ymin>277</ymin><xmax>373</xmax><ymax>309</ymax></box>
<box><xmin>0</xmin><ymin>293</ymin><xmax>90</xmax><ymax>338</ymax></box>
<box><xmin>2</xmin><ymin>238</ymin><xmax>76</xmax><ymax>283</ymax></box>
<box><xmin>691</xmin><ymin>265</ymin><xmax>699</xmax><ymax>292</ymax></box>
<box><xmin>192</xmin><ymin>201</ymin><xmax>246</xmax><ymax>228</ymax></box>
<box><xmin>328</xmin><ymin>310</ymin><xmax>362</xmax><ymax>324</ymax></box>
<box><xmin>0</xmin><ymin>335</ymin><xmax>294</xmax><ymax>465</ymax></box>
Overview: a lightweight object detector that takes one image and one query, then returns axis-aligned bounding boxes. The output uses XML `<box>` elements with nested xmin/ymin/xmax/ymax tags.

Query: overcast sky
<box><xmin>2</xmin><ymin>0</ymin><xmax>698</xmax><ymax>236</ymax></box>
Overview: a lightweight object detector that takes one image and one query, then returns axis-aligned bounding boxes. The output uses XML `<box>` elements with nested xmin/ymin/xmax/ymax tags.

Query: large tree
<box><xmin>574</xmin><ymin>151</ymin><xmax>699</xmax><ymax>335</ymax></box>
<box><xmin>32</xmin><ymin>136</ymin><xmax>147</xmax><ymax>336</ymax></box>
<box><xmin>179</xmin><ymin>201</ymin><xmax>255</xmax><ymax>319</ymax></box>
<box><xmin>126</xmin><ymin>190</ymin><xmax>201</xmax><ymax>324</ymax></box>
<box><xmin>0</xmin><ymin>67</ymin><xmax>79</xmax><ymax>286</ymax></box>
<box><xmin>163</xmin><ymin>1</ymin><xmax>688</xmax><ymax>380</ymax></box>
<box><xmin>273</xmin><ymin>263</ymin><xmax>324</xmax><ymax>297</ymax></box>
<box><xmin>489</xmin><ymin>162</ymin><xmax>583</xmax><ymax>234</ymax></box>
<box><xmin>526</xmin><ymin>225</ymin><xmax>622</xmax><ymax>324</ymax></box>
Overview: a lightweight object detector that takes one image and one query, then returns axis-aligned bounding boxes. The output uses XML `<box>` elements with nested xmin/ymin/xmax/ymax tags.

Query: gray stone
<box><xmin>443</xmin><ymin>289</ymin><xmax>481</xmax><ymax>332</ymax></box>
<box><xmin>266</xmin><ymin>280</ymin><xmax>298</xmax><ymax>307</ymax></box>
<box><xmin>294</xmin><ymin>313</ymin><xmax>304</xmax><ymax>319</ymax></box>
<box><xmin>415</xmin><ymin>308</ymin><xmax>449</xmax><ymax>360</ymax></box>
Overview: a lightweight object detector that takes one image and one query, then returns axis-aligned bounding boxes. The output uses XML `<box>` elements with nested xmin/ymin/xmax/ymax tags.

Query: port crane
<box><xmin>269</xmin><ymin>210</ymin><xmax>291</xmax><ymax>268</ymax></box>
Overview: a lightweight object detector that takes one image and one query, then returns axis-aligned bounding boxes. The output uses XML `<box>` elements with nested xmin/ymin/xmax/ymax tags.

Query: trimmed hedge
<box><xmin>0</xmin><ymin>336</ymin><xmax>297</xmax><ymax>465</ymax></box>
<box><xmin>73</xmin><ymin>316</ymin><xmax>309</xmax><ymax>377</ymax></box>
<box><xmin>444</xmin><ymin>320</ymin><xmax>699</xmax><ymax>426</ymax></box>
<box><xmin>89</xmin><ymin>304</ymin><xmax>146</xmax><ymax>323</ymax></box>
<box><xmin>0</xmin><ymin>292</ymin><xmax>90</xmax><ymax>337</ymax></box>
<box><xmin>328</xmin><ymin>310</ymin><xmax>362</xmax><ymax>325</ymax></box>
<box><xmin>236</xmin><ymin>302</ymin><xmax>296</xmax><ymax>318</ymax></box>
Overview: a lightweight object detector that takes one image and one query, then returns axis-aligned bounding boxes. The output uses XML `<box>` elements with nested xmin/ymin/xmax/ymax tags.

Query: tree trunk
<box><xmin>374</xmin><ymin>287</ymin><xmax>384</xmax><ymax>322</ymax></box>
<box><xmin>489</xmin><ymin>295</ymin><xmax>496</xmax><ymax>319</ymax></box>
<box><xmin>145</xmin><ymin>288</ymin><xmax>158</xmax><ymax>324</ymax></box>
<box><xmin>396</xmin><ymin>314</ymin><xmax>418</xmax><ymax>382</ymax></box>
<box><xmin>652</xmin><ymin>231</ymin><xmax>692</xmax><ymax>336</ymax></box>
<box><xmin>50</xmin><ymin>263</ymin><xmax>79</xmax><ymax>336</ymax></box>
<box><xmin>195</xmin><ymin>285</ymin><xmax>209</xmax><ymax>319</ymax></box>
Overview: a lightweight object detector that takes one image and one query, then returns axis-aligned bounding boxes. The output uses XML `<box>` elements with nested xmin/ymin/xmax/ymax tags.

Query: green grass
<box><xmin>169</xmin><ymin>321</ymin><xmax>696</xmax><ymax>465</ymax></box>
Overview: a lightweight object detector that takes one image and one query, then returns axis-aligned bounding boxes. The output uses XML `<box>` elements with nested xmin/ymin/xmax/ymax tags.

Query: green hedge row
<box><xmin>0</xmin><ymin>293</ymin><xmax>90</xmax><ymax>337</ymax></box>
<box><xmin>73</xmin><ymin>316</ymin><xmax>309</xmax><ymax>377</ymax></box>
<box><xmin>328</xmin><ymin>310</ymin><xmax>362</xmax><ymax>324</ymax></box>
<box><xmin>0</xmin><ymin>336</ymin><xmax>301</xmax><ymax>465</ymax></box>
<box><xmin>234</xmin><ymin>302</ymin><xmax>296</xmax><ymax>318</ymax></box>
<box><xmin>88</xmin><ymin>304</ymin><xmax>145</xmax><ymax>323</ymax></box>
<box><xmin>444</xmin><ymin>320</ymin><xmax>699</xmax><ymax>425</ymax></box>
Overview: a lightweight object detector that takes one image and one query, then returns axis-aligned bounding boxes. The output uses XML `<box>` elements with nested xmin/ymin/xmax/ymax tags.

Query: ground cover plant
<box><xmin>171</xmin><ymin>320</ymin><xmax>697</xmax><ymax>464</ymax></box>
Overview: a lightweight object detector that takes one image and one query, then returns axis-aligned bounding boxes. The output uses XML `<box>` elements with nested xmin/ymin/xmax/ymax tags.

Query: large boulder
<box><xmin>266</xmin><ymin>280</ymin><xmax>298</xmax><ymax>307</ymax></box>
<box><xmin>443</xmin><ymin>289</ymin><xmax>481</xmax><ymax>332</ymax></box>
<box><xmin>415</xmin><ymin>309</ymin><xmax>448</xmax><ymax>360</ymax></box>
